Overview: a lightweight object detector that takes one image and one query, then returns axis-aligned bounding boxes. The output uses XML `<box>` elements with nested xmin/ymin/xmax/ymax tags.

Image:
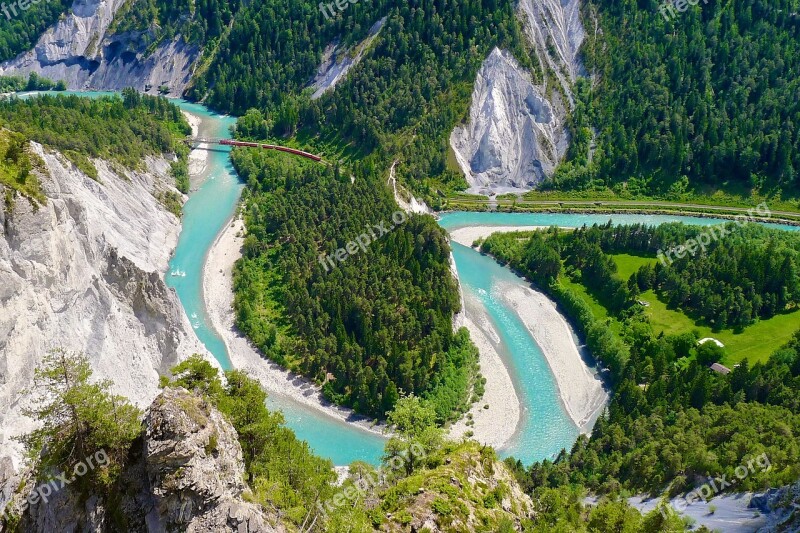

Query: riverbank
<box><xmin>496</xmin><ymin>280</ymin><xmax>608</xmax><ymax>432</ymax></box>
<box><xmin>449</xmin><ymin>225</ymin><xmax>545</xmax><ymax>247</ymax></box>
<box><xmin>202</xmin><ymin>216</ymin><xmax>388</xmax><ymax>442</ymax></box>
<box><xmin>180</xmin><ymin>110</ymin><xmax>209</xmax><ymax>189</ymax></box>
<box><xmin>448</xmin><ymin>293</ymin><xmax>522</xmax><ymax>450</ymax></box>
<box><xmin>446</xmin><ymin>223</ymin><xmax>606</xmax><ymax>444</ymax></box>
<box><xmin>441</xmin><ymin>199</ymin><xmax>800</xmax><ymax>225</ymax></box>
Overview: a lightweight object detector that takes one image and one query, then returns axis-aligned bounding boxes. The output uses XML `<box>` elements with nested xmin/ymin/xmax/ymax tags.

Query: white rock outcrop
<box><xmin>387</xmin><ymin>160</ymin><xmax>432</xmax><ymax>215</ymax></box>
<box><xmin>450</xmin><ymin>0</ymin><xmax>586</xmax><ymax>195</ymax></box>
<box><xmin>517</xmin><ymin>0</ymin><xmax>586</xmax><ymax>104</ymax></box>
<box><xmin>0</xmin><ymin>144</ymin><xmax>206</xmax><ymax>466</ymax></box>
<box><xmin>450</xmin><ymin>48</ymin><xmax>569</xmax><ymax>194</ymax></box>
<box><xmin>309</xmin><ymin>17</ymin><xmax>387</xmax><ymax>100</ymax></box>
<box><xmin>0</xmin><ymin>0</ymin><xmax>200</xmax><ymax>94</ymax></box>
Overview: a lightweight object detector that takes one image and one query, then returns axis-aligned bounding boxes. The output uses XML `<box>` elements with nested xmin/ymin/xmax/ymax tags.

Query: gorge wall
<box><xmin>0</xmin><ymin>143</ymin><xmax>206</xmax><ymax>467</ymax></box>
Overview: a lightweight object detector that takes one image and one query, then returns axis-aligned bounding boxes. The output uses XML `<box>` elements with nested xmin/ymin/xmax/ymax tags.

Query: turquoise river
<box><xmin>28</xmin><ymin>92</ymin><xmax>800</xmax><ymax>466</ymax></box>
<box><xmin>152</xmin><ymin>103</ymin><xmax>800</xmax><ymax>466</ymax></box>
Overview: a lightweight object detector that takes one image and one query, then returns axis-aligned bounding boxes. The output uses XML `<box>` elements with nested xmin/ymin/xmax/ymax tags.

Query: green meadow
<box><xmin>560</xmin><ymin>253</ymin><xmax>800</xmax><ymax>365</ymax></box>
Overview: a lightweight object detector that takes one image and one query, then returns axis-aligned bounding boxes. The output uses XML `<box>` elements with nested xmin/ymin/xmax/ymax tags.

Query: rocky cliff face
<box><xmin>517</xmin><ymin>0</ymin><xmax>586</xmax><ymax>105</ymax></box>
<box><xmin>134</xmin><ymin>388</ymin><xmax>275</xmax><ymax>532</ymax></box>
<box><xmin>450</xmin><ymin>0</ymin><xmax>586</xmax><ymax>194</ymax></box>
<box><xmin>309</xmin><ymin>17</ymin><xmax>387</xmax><ymax>100</ymax></box>
<box><xmin>7</xmin><ymin>388</ymin><xmax>276</xmax><ymax>532</ymax></box>
<box><xmin>0</xmin><ymin>0</ymin><xmax>199</xmax><ymax>94</ymax></box>
<box><xmin>450</xmin><ymin>48</ymin><xmax>570</xmax><ymax>194</ymax></box>
<box><xmin>0</xmin><ymin>143</ymin><xmax>205</xmax><ymax>467</ymax></box>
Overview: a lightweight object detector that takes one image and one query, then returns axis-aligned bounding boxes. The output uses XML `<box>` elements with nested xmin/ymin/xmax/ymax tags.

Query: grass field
<box><xmin>638</xmin><ymin>289</ymin><xmax>800</xmax><ymax>365</ymax></box>
<box><xmin>562</xmin><ymin>253</ymin><xmax>800</xmax><ymax>365</ymax></box>
<box><xmin>559</xmin><ymin>276</ymin><xmax>609</xmax><ymax>322</ymax></box>
<box><xmin>558</xmin><ymin>273</ymin><xmax>630</xmax><ymax>336</ymax></box>
<box><xmin>612</xmin><ymin>253</ymin><xmax>658</xmax><ymax>281</ymax></box>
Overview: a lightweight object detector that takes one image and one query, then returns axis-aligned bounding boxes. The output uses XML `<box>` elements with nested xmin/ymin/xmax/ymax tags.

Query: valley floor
<box><xmin>204</xmin><ymin>217</ymin><xmax>531</xmax><ymax>452</ymax></box>
<box><xmin>449</xmin><ymin>225</ymin><xmax>608</xmax><ymax>433</ymax></box>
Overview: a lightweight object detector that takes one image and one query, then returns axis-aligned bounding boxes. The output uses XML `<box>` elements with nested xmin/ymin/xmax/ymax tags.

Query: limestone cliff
<box><xmin>450</xmin><ymin>48</ymin><xmax>570</xmax><ymax>194</ymax></box>
<box><xmin>0</xmin><ymin>0</ymin><xmax>200</xmax><ymax>94</ymax></box>
<box><xmin>0</xmin><ymin>143</ymin><xmax>205</xmax><ymax>466</ymax></box>
<box><xmin>517</xmin><ymin>0</ymin><xmax>586</xmax><ymax>104</ymax></box>
<box><xmin>450</xmin><ymin>0</ymin><xmax>586</xmax><ymax>194</ymax></box>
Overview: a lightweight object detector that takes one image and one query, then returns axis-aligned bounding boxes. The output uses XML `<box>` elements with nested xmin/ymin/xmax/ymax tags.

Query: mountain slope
<box><xmin>0</xmin><ymin>0</ymin><xmax>201</xmax><ymax>94</ymax></box>
<box><xmin>556</xmin><ymin>0</ymin><xmax>800</xmax><ymax>195</ymax></box>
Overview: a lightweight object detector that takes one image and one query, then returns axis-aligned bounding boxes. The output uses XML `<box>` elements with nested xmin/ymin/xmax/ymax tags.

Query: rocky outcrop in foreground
<box><xmin>137</xmin><ymin>388</ymin><xmax>275</xmax><ymax>532</ymax></box>
<box><xmin>7</xmin><ymin>388</ymin><xmax>275</xmax><ymax>532</ymax></box>
<box><xmin>378</xmin><ymin>441</ymin><xmax>534</xmax><ymax>532</ymax></box>
<box><xmin>3</xmin><ymin>387</ymin><xmax>537</xmax><ymax>532</ymax></box>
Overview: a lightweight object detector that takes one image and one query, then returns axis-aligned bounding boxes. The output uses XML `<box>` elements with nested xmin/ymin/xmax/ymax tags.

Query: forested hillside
<box><xmin>108</xmin><ymin>0</ymin><xmax>240</xmax><ymax>47</ymax></box>
<box><xmin>192</xmin><ymin>0</ymin><xmax>530</xmax><ymax>201</ymax></box>
<box><xmin>553</xmin><ymin>0</ymin><xmax>800</xmax><ymax>195</ymax></box>
<box><xmin>231</xmin><ymin>149</ymin><xmax>479</xmax><ymax>420</ymax></box>
<box><xmin>173</xmin><ymin>0</ymin><xmax>800</xmax><ymax>199</ymax></box>
<box><xmin>0</xmin><ymin>90</ymin><xmax>190</xmax><ymax>187</ymax></box>
<box><xmin>4</xmin><ymin>0</ymin><xmax>800</xmax><ymax>199</ymax></box>
<box><xmin>0</xmin><ymin>0</ymin><xmax>71</xmax><ymax>61</ymax></box>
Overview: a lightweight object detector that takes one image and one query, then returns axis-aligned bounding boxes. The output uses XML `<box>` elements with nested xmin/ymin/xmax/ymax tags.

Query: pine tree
<box><xmin>19</xmin><ymin>349</ymin><xmax>142</xmax><ymax>485</ymax></box>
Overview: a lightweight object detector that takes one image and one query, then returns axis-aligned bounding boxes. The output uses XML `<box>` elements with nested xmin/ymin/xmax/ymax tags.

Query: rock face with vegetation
<box><xmin>138</xmin><ymin>387</ymin><xmax>275</xmax><ymax>532</ymax></box>
<box><xmin>450</xmin><ymin>0</ymin><xmax>586</xmax><ymax>195</ymax></box>
<box><xmin>516</xmin><ymin>0</ymin><xmax>585</xmax><ymax>101</ymax></box>
<box><xmin>2</xmin><ymin>354</ymin><xmax>537</xmax><ymax>533</ymax></box>
<box><xmin>7</xmin><ymin>387</ymin><xmax>275</xmax><ymax>532</ymax></box>
<box><xmin>379</xmin><ymin>442</ymin><xmax>534</xmax><ymax>532</ymax></box>
<box><xmin>0</xmin><ymin>140</ymin><xmax>203</xmax><ymax>463</ymax></box>
<box><xmin>0</xmin><ymin>0</ymin><xmax>199</xmax><ymax>94</ymax></box>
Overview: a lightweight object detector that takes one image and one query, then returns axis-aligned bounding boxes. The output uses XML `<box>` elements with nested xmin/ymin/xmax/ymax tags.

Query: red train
<box><xmin>218</xmin><ymin>139</ymin><xmax>322</xmax><ymax>162</ymax></box>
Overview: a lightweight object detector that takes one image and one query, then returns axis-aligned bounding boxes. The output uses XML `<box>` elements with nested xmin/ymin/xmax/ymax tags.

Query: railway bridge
<box><xmin>185</xmin><ymin>137</ymin><xmax>324</xmax><ymax>162</ymax></box>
